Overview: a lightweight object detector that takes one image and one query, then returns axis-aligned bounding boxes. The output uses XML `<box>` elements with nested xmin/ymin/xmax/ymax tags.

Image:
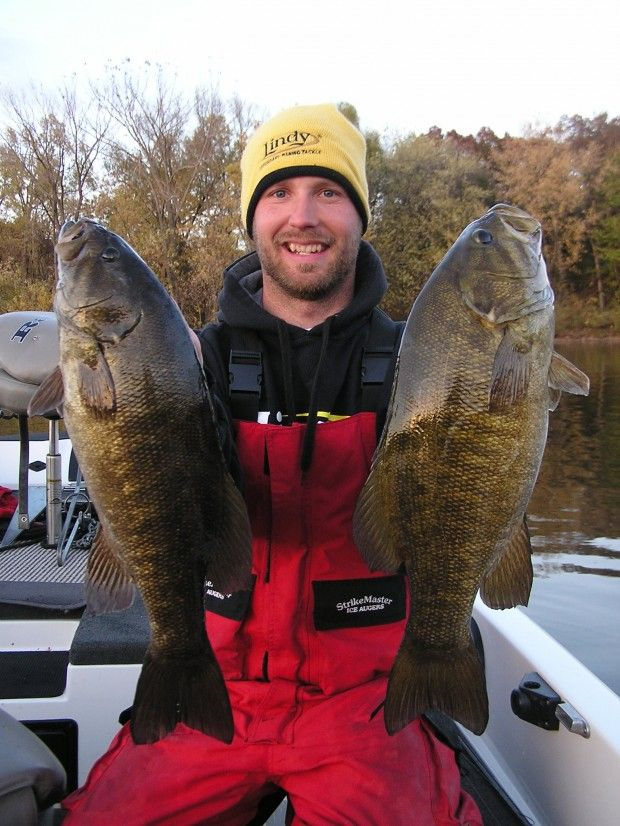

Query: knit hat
<box><xmin>240</xmin><ymin>103</ymin><xmax>370</xmax><ymax>237</ymax></box>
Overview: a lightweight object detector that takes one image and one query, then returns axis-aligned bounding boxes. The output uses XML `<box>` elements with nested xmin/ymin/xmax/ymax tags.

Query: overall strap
<box><xmin>360</xmin><ymin>308</ymin><xmax>403</xmax><ymax>412</ymax></box>
<box><xmin>228</xmin><ymin>330</ymin><xmax>263</xmax><ymax>421</ymax></box>
<box><xmin>228</xmin><ymin>309</ymin><xmax>403</xmax><ymax>421</ymax></box>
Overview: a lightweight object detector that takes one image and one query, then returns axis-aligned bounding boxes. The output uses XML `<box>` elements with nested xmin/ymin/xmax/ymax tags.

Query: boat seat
<box><xmin>0</xmin><ymin>706</ymin><xmax>66</xmax><ymax>825</ymax></box>
<box><xmin>0</xmin><ymin>311</ymin><xmax>59</xmax><ymax>419</ymax></box>
<box><xmin>0</xmin><ymin>312</ymin><xmax>65</xmax><ymax>549</ymax></box>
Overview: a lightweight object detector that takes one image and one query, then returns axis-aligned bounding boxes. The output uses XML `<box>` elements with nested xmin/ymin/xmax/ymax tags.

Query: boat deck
<box><xmin>0</xmin><ymin>538</ymin><xmax>87</xmax><ymax>612</ymax></box>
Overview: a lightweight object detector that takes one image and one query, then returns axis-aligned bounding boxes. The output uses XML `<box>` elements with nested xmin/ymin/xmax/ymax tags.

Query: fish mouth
<box><xmin>460</xmin><ymin>205</ymin><xmax>553</xmax><ymax>324</ymax></box>
<box><xmin>485</xmin><ymin>204</ymin><xmax>542</xmax><ymax>244</ymax></box>
<box><xmin>56</xmin><ymin>218</ymin><xmax>108</xmax><ymax>262</ymax></box>
<box><xmin>55</xmin><ymin>218</ymin><xmax>142</xmax><ymax>341</ymax></box>
<box><xmin>471</xmin><ymin>205</ymin><xmax>543</xmax><ymax>272</ymax></box>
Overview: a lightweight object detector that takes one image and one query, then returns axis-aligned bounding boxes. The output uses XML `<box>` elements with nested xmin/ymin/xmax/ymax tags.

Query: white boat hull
<box><xmin>466</xmin><ymin>598</ymin><xmax>620</xmax><ymax>826</ymax></box>
<box><xmin>0</xmin><ymin>618</ymin><xmax>141</xmax><ymax>785</ymax></box>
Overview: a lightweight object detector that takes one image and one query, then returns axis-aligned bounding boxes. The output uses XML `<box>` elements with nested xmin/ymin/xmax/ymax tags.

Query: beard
<box><xmin>254</xmin><ymin>227</ymin><xmax>362</xmax><ymax>302</ymax></box>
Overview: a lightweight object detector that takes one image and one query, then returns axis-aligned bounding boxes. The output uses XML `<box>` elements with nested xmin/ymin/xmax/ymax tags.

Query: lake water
<box><xmin>520</xmin><ymin>340</ymin><xmax>620</xmax><ymax>696</ymax></box>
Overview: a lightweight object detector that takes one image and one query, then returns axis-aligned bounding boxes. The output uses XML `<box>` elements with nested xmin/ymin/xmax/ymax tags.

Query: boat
<box><xmin>1</xmin><ymin>310</ymin><xmax>619</xmax><ymax>825</ymax></box>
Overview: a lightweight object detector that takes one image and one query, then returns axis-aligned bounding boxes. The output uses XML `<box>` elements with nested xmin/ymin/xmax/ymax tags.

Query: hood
<box><xmin>216</xmin><ymin>240</ymin><xmax>388</xmax><ymax>338</ymax></box>
<box><xmin>215</xmin><ymin>240</ymin><xmax>390</xmax><ymax>472</ymax></box>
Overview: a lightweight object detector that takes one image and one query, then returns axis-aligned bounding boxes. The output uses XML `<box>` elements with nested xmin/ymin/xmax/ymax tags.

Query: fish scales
<box><xmin>354</xmin><ymin>204</ymin><xmax>589</xmax><ymax>736</ymax></box>
<box><xmin>30</xmin><ymin>218</ymin><xmax>252</xmax><ymax>745</ymax></box>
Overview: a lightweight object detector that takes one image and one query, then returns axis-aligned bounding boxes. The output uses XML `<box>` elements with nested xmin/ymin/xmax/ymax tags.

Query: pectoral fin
<box><xmin>78</xmin><ymin>351</ymin><xmax>116</xmax><ymax>415</ymax></box>
<box><xmin>489</xmin><ymin>330</ymin><xmax>532</xmax><ymax>413</ymax></box>
<box><xmin>27</xmin><ymin>366</ymin><xmax>64</xmax><ymax>418</ymax></box>
<box><xmin>480</xmin><ymin>516</ymin><xmax>533</xmax><ymax>608</ymax></box>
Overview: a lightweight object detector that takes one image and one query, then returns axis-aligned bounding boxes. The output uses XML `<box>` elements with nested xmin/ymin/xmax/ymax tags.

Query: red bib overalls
<box><xmin>63</xmin><ymin>415</ymin><xmax>482</xmax><ymax>825</ymax></box>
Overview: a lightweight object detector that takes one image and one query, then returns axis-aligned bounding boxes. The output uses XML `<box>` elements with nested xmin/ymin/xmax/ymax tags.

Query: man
<box><xmin>63</xmin><ymin>104</ymin><xmax>482</xmax><ymax>825</ymax></box>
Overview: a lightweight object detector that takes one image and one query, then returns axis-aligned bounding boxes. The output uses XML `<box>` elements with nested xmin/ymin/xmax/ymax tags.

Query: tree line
<box><xmin>1</xmin><ymin>67</ymin><xmax>618</xmax><ymax>331</ymax></box>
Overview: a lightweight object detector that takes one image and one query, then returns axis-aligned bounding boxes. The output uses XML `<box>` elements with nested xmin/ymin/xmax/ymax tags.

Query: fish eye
<box><xmin>101</xmin><ymin>247</ymin><xmax>120</xmax><ymax>261</ymax></box>
<box><xmin>472</xmin><ymin>229</ymin><xmax>493</xmax><ymax>245</ymax></box>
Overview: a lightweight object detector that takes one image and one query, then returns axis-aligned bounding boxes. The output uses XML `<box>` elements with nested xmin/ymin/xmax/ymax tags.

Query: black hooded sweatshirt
<box><xmin>198</xmin><ymin>240</ymin><xmax>403</xmax><ymax>473</ymax></box>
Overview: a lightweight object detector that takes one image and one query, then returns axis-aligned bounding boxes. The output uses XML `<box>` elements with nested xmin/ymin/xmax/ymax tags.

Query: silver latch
<box><xmin>512</xmin><ymin>672</ymin><xmax>591</xmax><ymax>738</ymax></box>
<box><xmin>555</xmin><ymin>701</ymin><xmax>590</xmax><ymax>738</ymax></box>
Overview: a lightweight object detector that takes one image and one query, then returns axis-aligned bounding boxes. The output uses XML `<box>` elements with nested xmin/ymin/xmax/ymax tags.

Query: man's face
<box><xmin>252</xmin><ymin>176</ymin><xmax>362</xmax><ymax>303</ymax></box>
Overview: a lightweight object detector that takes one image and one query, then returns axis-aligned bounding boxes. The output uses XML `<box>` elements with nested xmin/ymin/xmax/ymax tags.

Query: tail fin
<box><xmin>130</xmin><ymin>644</ymin><xmax>233</xmax><ymax>745</ymax></box>
<box><xmin>384</xmin><ymin>634</ymin><xmax>488</xmax><ymax>736</ymax></box>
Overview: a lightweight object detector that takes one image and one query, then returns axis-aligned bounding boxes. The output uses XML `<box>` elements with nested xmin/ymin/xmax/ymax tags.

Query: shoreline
<box><xmin>555</xmin><ymin>332</ymin><xmax>620</xmax><ymax>343</ymax></box>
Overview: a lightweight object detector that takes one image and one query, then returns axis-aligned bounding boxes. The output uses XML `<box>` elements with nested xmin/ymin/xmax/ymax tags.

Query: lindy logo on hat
<box><xmin>263</xmin><ymin>130</ymin><xmax>320</xmax><ymax>159</ymax></box>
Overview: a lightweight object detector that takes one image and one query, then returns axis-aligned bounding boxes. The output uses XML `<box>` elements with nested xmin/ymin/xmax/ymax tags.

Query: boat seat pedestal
<box><xmin>0</xmin><ymin>312</ymin><xmax>61</xmax><ymax>549</ymax></box>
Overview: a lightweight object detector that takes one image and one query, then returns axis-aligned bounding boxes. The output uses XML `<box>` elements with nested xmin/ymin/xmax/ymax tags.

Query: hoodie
<box><xmin>198</xmin><ymin>240</ymin><xmax>402</xmax><ymax>471</ymax></box>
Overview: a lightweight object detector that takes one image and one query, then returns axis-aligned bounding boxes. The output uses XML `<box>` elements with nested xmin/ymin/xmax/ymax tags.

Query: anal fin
<box><xmin>85</xmin><ymin>524</ymin><xmax>135</xmax><ymax>613</ymax></box>
<box><xmin>205</xmin><ymin>470</ymin><xmax>253</xmax><ymax>594</ymax></box>
<box><xmin>480</xmin><ymin>516</ymin><xmax>533</xmax><ymax>608</ymax></box>
<box><xmin>353</xmin><ymin>465</ymin><xmax>402</xmax><ymax>573</ymax></box>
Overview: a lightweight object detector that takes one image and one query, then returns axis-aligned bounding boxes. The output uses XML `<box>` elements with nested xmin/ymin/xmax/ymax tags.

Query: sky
<box><xmin>0</xmin><ymin>0</ymin><xmax>618</xmax><ymax>138</ymax></box>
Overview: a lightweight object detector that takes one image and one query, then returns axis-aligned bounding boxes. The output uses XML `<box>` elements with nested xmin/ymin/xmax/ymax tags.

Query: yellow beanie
<box><xmin>241</xmin><ymin>103</ymin><xmax>370</xmax><ymax>237</ymax></box>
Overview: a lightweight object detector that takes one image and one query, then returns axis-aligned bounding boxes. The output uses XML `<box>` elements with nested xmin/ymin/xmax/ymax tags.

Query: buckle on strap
<box><xmin>361</xmin><ymin>346</ymin><xmax>393</xmax><ymax>386</ymax></box>
<box><xmin>229</xmin><ymin>350</ymin><xmax>262</xmax><ymax>396</ymax></box>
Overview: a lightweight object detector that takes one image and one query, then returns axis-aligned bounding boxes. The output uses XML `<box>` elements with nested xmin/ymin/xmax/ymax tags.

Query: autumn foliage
<box><xmin>1</xmin><ymin>69</ymin><xmax>618</xmax><ymax>333</ymax></box>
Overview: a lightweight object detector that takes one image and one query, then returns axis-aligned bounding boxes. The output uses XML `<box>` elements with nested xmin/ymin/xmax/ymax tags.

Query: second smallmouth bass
<box><xmin>353</xmin><ymin>204</ymin><xmax>589</xmax><ymax>735</ymax></box>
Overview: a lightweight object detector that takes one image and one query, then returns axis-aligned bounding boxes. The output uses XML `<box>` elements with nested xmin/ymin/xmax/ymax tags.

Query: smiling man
<box><xmin>63</xmin><ymin>104</ymin><xmax>482</xmax><ymax>826</ymax></box>
<box><xmin>253</xmin><ymin>175</ymin><xmax>362</xmax><ymax>325</ymax></box>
